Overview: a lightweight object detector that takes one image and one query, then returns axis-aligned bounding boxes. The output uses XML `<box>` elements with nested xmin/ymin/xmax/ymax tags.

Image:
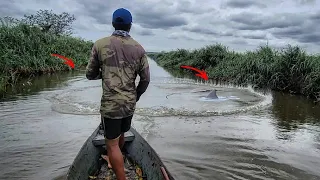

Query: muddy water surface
<box><xmin>0</xmin><ymin>59</ymin><xmax>320</xmax><ymax>180</ymax></box>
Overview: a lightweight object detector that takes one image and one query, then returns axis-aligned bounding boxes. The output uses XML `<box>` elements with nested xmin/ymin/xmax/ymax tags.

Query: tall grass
<box><xmin>148</xmin><ymin>44</ymin><xmax>320</xmax><ymax>101</ymax></box>
<box><xmin>0</xmin><ymin>22</ymin><xmax>93</xmax><ymax>92</ymax></box>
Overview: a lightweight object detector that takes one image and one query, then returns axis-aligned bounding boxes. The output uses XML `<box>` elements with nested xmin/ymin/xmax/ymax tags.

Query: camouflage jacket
<box><xmin>85</xmin><ymin>32</ymin><xmax>150</xmax><ymax>119</ymax></box>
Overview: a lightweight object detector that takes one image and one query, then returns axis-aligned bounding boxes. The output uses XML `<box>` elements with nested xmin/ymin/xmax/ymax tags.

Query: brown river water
<box><xmin>0</xmin><ymin>59</ymin><xmax>320</xmax><ymax>180</ymax></box>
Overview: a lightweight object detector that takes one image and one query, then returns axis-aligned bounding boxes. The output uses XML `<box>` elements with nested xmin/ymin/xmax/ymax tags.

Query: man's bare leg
<box><xmin>102</xmin><ymin>133</ymin><xmax>125</xmax><ymax>168</ymax></box>
<box><xmin>106</xmin><ymin>137</ymin><xmax>126</xmax><ymax>180</ymax></box>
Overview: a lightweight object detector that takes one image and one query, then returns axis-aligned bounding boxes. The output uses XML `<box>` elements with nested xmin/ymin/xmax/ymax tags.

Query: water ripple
<box><xmin>48</xmin><ymin>80</ymin><xmax>273</xmax><ymax>117</ymax></box>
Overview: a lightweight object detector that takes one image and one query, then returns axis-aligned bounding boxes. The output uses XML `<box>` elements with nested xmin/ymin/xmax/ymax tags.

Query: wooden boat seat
<box><xmin>92</xmin><ymin>129</ymin><xmax>135</xmax><ymax>147</ymax></box>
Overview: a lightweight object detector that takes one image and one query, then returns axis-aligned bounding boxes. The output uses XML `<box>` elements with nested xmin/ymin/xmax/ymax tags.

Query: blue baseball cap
<box><xmin>112</xmin><ymin>8</ymin><xmax>132</xmax><ymax>25</ymax></box>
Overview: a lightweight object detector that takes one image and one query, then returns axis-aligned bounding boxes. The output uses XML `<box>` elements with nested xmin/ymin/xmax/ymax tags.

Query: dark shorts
<box><xmin>101</xmin><ymin>115</ymin><xmax>133</xmax><ymax>140</ymax></box>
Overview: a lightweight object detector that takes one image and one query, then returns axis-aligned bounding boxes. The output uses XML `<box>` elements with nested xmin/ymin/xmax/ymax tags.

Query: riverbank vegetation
<box><xmin>0</xmin><ymin>10</ymin><xmax>93</xmax><ymax>93</ymax></box>
<box><xmin>148</xmin><ymin>44</ymin><xmax>320</xmax><ymax>102</ymax></box>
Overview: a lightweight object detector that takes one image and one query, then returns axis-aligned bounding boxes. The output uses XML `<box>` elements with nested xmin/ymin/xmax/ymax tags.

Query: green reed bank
<box><xmin>148</xmin><ymin>44</ymin><xmax>320</xmax><ymax>103</ymax></box>
<box><xmin>0</xmin><ymin>11</ymin><xmax>93</xmax><ymax>94</ymax></box>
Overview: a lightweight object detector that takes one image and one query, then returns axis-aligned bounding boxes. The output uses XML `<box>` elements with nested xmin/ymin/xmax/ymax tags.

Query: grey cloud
<box><xmin>134</xmin><ymin>12</ymin><xmax>187</xmax><ymax>29</ymax></box>
<box><xmin>221</xmin><ymin>32</ymin><xmax>234</xmax><ymax>36</ymax></box>
<box><xmin>176</xmin><ymin>0</ymin><xmax>216</xmax><ymax>14</ymax></box>
<box><xmin>182</xmin><ymin>23</ymin><xmax>266</xmax><ymax>40</ymax></box>
<box><xmin>132</xmin><ymin>3</ymin><xmax>188</xmax><ymax>29</ymax></box>
<box><xmin>75</xmin><ymin>0</ymin><xmax>187</xmax><ymax>30</ymax></box>
<box><xmin>182</xmin><ymin>25</ymin><xmax>235</xmax><ymax>37</ymax></box>
<box><xmin>73</xmin><ymin>0</ymin><xmax>117</xmax><ymax>24</ymax></box>
<box><xmin>299</xmin><ymin>34</ymin><xmax>320</xmax><ymax>44</ymax></box>
<box><xmin>223</xmin><ymin>0</ymin><xmax>267</xmax><ymax>8</ymax></box>
<box><xmin>310</xmin><ymin>12</ymin><xmax>320</xmax><ymax>22</ymax></box>
<box><xmin>271</xmin><ymin>13</ymin><xmax>320</xmax><ymax>44</ymax></box>
<box><xmin>229</xmin><ymin>12</ymin><xmax>305</xmax><ymax>30</ymax></box>
<box><xmin>136</xmin><ymin>29</ymin><xmax>155</xmax><ymax>36</ymax></box>
<box><xmin>231</xmin><ymin>39</ymin><xmax>249</xmax><ymax>45</ymax></box>
<box><xmin>131</xmin><ymin>23</ymin><xmax>155</xmax><ymax>36</ymax></box>
<box><xmin>294</xmin><ymin>0</ymin><xmax>316</xmax><ymax>5</ymax></box>
<box><xmin>242</xmin><ymin>34</ymin><xmax>267</xmax><ymax>40</ymax></box>
<box><xmin>272</xmin><ymin>27</ymin><xmax>320</xmax><ymax>44</ymax></box>
<box><xmin>72</xmin><ymin>15</ymin><xmax>104</xmax><ymax>31</ymax></box>
<box><xmin>272</xmin><ymin>27</ymin><xmax>306</xmax><ymax>39</ymax></box>
<box><xmin>182</xmin><ymin>26</ymin><xmax>219</xmax><ymax>35</ymax></box>
<box><xmin>167</xmin><ymin>34</ymin><xmax>195</xmax><ymax>41</ymax></box>
<box><xmin>167</xmin><ymin>32</ymin><xmax>214</xmax><ymax>42</ymax></box>
<box><xmin>167</xmin><ymin>33</ymin><xmax>194</xmax><ymax>40</ymax></box>
<box><xmin>175</xmin><ymin>0</ymin><xmax>193</xmax><ymax>13</ymax></box>
<box><xmin>0</xmin><ymin>1</ymin><xmax>30</xmax><ymax>17</ymax></box>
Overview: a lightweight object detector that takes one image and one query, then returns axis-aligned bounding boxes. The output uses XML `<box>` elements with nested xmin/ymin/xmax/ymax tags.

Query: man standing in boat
<box><xmin>85</xmin><ymin>8</ymin><xmax>150</xmax><ymax>180</ymax></box>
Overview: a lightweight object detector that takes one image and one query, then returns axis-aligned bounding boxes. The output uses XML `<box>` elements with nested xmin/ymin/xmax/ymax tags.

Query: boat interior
<box><xmin>67</xmin><ymin>123</ymin><xmax>172</xmax><ymax>180</ymax></box>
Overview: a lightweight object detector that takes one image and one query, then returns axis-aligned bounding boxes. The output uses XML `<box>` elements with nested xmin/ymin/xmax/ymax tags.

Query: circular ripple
<box><xmin>48</xmin><ymin>79</ymin><xmax>273</xmax><ymax>117</ymax></box>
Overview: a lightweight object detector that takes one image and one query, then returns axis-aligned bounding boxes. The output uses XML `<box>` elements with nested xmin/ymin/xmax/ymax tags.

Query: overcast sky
<box><xmin>1</xmin><ymin>0</ymin><xmax>320</xmax><ymax>53</ymax></box>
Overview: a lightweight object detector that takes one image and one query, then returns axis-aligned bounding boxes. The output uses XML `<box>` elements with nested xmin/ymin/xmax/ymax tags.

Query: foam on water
<box><xmin>48</xmin><ymin>77</ymin><xmax>273</xmax><ymax>117</ymax></box>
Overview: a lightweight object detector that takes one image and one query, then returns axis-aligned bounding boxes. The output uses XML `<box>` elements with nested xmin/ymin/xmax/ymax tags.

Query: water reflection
<box><xmin>270</xmin><ymin>91</ymin><xmax>320</xmax><ymax>141</ymax></box>
<box><xmin>0</xmin><ymin>70</ymin><xmax>84</xmax><ymax>101</ymax></box>
<box><xmin>271</xmin><ymin>91</ymin><xmax>320</xmax><ymax>127</ymax></box>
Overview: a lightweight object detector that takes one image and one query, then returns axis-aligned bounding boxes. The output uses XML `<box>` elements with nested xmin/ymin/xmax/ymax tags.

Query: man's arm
<box><xmin>86</xmin><ymin>44</ymin><xmax>102</xmax><ymax>80</ymax></box>
<box><xmin>136</xmin><ymin>54</ymin><xmax>150</xmax><ymax>102</ymax></box>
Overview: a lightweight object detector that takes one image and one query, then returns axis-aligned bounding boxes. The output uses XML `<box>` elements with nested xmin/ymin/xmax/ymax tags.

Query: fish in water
<box><xmin>206</xmin><ymin>89</ymin><xmax>218</xmax><ymax>99</ymax></box>
<box><xmin>200</xmin><ymin>89</ymin><xmax>239</xmax><ymax>101</ymax></box>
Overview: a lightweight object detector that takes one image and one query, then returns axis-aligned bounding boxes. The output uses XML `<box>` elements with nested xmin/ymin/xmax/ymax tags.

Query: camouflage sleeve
<box><xmin>136</xmin><ymin>54</ymin><xmax>150</xmax><ymax>101</ymax></box>
<box><xmin>85</xmin><ymin>44</ymin><xmax>102</xmax><ymax>80</ymax></box>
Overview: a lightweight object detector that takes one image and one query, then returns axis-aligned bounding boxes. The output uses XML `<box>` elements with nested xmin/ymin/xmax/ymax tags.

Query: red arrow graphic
<box><xmin>180</xmin><ymin>65</ymin><xmax>208</xmax><ymax>80</ymax></box>
<box><xmin>51</xmin><ymin>54</ymin><xmax>75</xmax><ymax>69</ymax></box>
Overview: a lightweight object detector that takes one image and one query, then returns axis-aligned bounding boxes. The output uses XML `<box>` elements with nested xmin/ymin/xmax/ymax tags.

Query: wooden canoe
<box><xmin>66</xmin><ymin>123</ymin><xmax>175</xmax><ymax>180</ymax></box>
